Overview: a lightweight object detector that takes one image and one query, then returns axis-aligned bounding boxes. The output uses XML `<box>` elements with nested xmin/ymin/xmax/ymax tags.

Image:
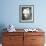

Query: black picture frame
<box><xmin>19</xmin><ymin>5</ymin><xmax>34</xmax><ymax>23</ymax></box>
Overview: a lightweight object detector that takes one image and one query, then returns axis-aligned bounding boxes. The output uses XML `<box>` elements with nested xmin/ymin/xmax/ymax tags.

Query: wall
<box><xmin>0</xmin><ymin>0</ymin><xmax>46</xmax><ymax>29</ymax></box>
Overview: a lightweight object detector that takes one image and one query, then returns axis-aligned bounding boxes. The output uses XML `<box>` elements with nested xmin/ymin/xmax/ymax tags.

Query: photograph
<box><xmin>19</xmin><ymin>5</ymin><xmax>34</xmax><ymax>23</ymax></box>
<box><xmin>0</xmin><ymin>0</ymin><xmax>45</xmax><ymax>46</ymax></box>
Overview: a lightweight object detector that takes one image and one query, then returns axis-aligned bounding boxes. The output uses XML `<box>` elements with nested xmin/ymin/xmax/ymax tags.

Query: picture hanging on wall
<box><xmin>19</xmin><ymin>5</ymin><xmax>34</xmax><ymax>23</ymax></box>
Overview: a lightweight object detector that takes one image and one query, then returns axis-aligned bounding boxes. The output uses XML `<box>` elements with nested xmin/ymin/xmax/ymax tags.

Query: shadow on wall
<box><xmin>0</xmin><ymin>24</ymin><xmax>7</xmax><ymax>43</ymax></box>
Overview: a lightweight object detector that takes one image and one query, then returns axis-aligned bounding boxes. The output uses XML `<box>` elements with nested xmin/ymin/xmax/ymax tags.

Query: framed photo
<box><xmin>19</xmin><ymin>5</ymin><xmax>34</xmax><ymax>23</ymax></box>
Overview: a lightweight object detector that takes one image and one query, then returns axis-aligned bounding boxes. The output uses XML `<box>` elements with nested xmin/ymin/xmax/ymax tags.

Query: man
<box><xmin>22</xmin><ymin>7</ymin><xmax>32</xmax><ymax>20</ymax></box>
